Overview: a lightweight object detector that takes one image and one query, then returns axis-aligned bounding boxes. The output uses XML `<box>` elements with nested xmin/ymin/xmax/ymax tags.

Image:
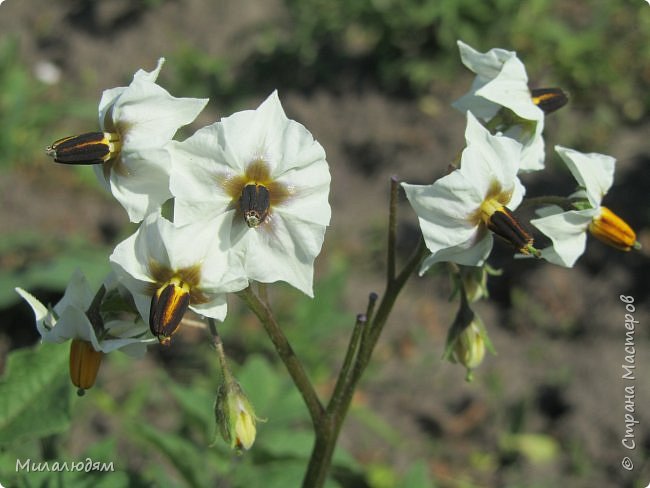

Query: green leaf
<box><xmin>134</xmin><ymin>422</ymin><xmax>208</xmax><ymax>488</ymax></box>
<box><xmin>236</xmin><ymin>354</ymin><xmax>307</xmax><ymax>425</ymax></box>
<box><xmin>167</xmin><ymin>382</ymin><xmax>216</xmax><ymax>443</ymax></box>
<box><xmin>402</xmin><ymin>459</ymin><xmax>437</xmax><ymax>488</ymax></box>
<box><xmin>0</xmin><ymin>342</ymin><xmax>72</xmax><ymax>444</ymax></box>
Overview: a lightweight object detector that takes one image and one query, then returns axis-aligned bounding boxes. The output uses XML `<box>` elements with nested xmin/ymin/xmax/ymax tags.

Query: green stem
<box><xmin>327</xmin><ymin>313</ymin><xmax>367</xmax><ymax>417</ymax></box>
<box><xmin>518</xmin><ymin>195</ymin><xmax>575</xmax><ymax>211</ymax></box>
<box><xmin>237</xmin><ymin>286</ymin><xmax>325</xmax><ymax>426</ymax></box>
<box><xmin>301</xmin><ymin>178</ymin><xmax>428</xmax><ymax>487</ymax></box>
<box><xmin>207</xmin><ymin>318</ymin><xmax>233</xmax><ymax>384</ymax></box>
<box><xmin>387</xmin><ymin>177</ymin><xmax>399</xmax><ymax>282</ymax></box>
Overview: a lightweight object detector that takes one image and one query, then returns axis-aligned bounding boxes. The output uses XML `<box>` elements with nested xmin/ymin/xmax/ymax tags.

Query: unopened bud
<box><xmin>69</xmin><ymin>339</ymin><xmax>103</xmax><ymax>395</ymax></box>
<box><xmin>215</xmin><ymin>381</ymin><xmax>258</xmax><ymax>451</ymax></box>
<box><xmin>452</xmin><ymin>321</ymin><xmax>486</xmax><ymax>371</ymax></box>
<box><xmin>459</xmin><ymin>266</ymin><xmax>489</xmax><ymax>302</ymax></box>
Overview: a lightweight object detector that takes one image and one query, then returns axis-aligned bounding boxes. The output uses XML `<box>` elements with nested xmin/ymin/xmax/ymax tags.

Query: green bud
<box><xmin>215</xmin><ymin>380</ymin><xmax>257</xmax><ymax>452</ymax></box>
<box><xmin>452</xmin><ymin>320</ymin><xmax>486</xmax><ymax>371</ymax></box>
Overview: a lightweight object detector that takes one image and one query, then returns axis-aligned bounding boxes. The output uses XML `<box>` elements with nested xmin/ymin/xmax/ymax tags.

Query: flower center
<box><xmin>530</xmin><ymin>87</ymin><xmax>568</xmax><ymax>114</ymax></box>
<box><xmin>479</xmin><ymin>198</ymin><xmax>538</xmax><ymax>256</ymax></box>
<box><xmin>149</xmin><ymin>276</ymin><xmax>192</xmax><ymax>346</ymax></box>
<box><xmin>240</xmin><ymin>183</ymin><xmax>271</xmax><ymax>228</ymax></box>
<box><xmin>588</xmin><ymin>206</ymin><xmax>639</xmax><ymax>251</ymax></box>
<box><xmin>221</xmin><ymin>159</ymin><xmax>293</xmax><ymax>228</ymax></box>
<box><xmin>46</xmin><ymin>131</ymin><xmax>122</xmax><ymax>165</ymax></box>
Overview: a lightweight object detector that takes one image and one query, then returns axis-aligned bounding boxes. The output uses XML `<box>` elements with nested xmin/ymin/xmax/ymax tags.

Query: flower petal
<box><xmin>419</xmin><ymin>233</ymin><xmax>494</xmax><ymax>273</ymax></box>
<box><xmin>231</xmin><ymin>212</ymin><xmax>327</xmax><ymax>297</ymax></box>
<box><xmin>273</xmin><ymin>161</ymin><xmax>331</xmax><ymax>226</ymax></box>
<box><xmin>460</xmin><ymin>112</ymin><xmax>524</xmax><ymax>201</ymax></box>
<box><xmin>54</xmin><ymin>269</ymin><xmax>94</xmax><ymax>316</ymax></box>
<box><xmin>15</xmin><ymin>287</ymin><xmax>58</xmax><ymax>341</ymax></box>
<box><xmin>402</xmin><ymin>177</ymin><xmax>482</xmax><ymax>255</ymax></box>
<box><xmin>555</xmin><ymin>146</ymin><xmax>615</xmax><ymax>208</ymax></box>
<box><xmin>169</xmin><ymin>124</ymin><xmax>236</xmax><ymax>212</ymax></box>
<box><xmin>96</xmin><ymin>147</ymin><xmax>173</xmax><ymax>222</ymax></box>
<box><xmin>531</xmin><ymin>207</ymin><xmax>596</xmax><ymax>267</ymax></box>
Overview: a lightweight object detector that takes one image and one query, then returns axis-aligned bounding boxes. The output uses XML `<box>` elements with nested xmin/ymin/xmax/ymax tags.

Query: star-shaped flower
<box><xmin>47</xmin><ymin>58</ymin><xmax>208</xmax><ymax>222</ymax></box>
<box><xmin>453</xmin><ymin>41</ymin><xmax>563</xmax><ymax>172</ymax></box>
<box><xmin>168</xmin><ymin>90</ymin><xmax>331</xmax><ymax>297</ymax></box>
<box><xmin>109</xmin><ymin>212</ymin><xmax>249</xmax><ymax>345</ymax></box>
<box><xmin>531</xmin><ymin>146</ymin><xmax>638</xmax><ymax>267</ymax></box>
<box><xmin>402</xmin><ymin>112</ymin><xmax>534</xmax><ymax>273</ymax></box>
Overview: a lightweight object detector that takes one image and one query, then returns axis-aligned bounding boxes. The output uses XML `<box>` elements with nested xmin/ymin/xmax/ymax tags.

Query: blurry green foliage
<box><xmin>0</xmin><ymin>39</ymin><xmax>53</xmax><ymax>169</ymax></box>
<box><xmin>0</xmin><ymin>39</ymin><xmax>95</xmax><ymax>170</ymax></box>
<box><xmin>0</xmin><ymin>342</ymin><xmax>71</xmax><ymax>444</ymax></box>
<box><xmin>166</xmin><ymin>46</ymin><xmax>237</xmax><ymax>105</ymax></box>
<box><xmin>241</xmin><ymin>0</ymin><xmax>649</xmax><ymax>125</ymax></box>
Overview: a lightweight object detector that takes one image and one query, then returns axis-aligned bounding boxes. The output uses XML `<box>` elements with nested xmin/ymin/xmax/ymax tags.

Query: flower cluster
<box><xmin>17</xmin><ymin>42</ymin><xmax>640</xmax><ymax>443</ymax></box>
<box><xmin>21</xmin><ymin>59</ymin><xmax>331</xmax><ymax>415</ymax></box>
<box><xmin>401</xmin><ymin>41</ymin><xmax>639</xmax><ymax>377</ymax></box>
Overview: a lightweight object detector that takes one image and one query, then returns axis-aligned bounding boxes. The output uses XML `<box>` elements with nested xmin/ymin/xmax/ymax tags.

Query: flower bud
<box><xmin>69</xmin><ymin>339</ymin><xmax>103</xmax><ymax>395</ymax></box>
<box><xmin>589</xmin><ymin>207</ymin><xmax>639</xmax><ymax>251</ymax></box>
<box><xmin>459</xmin><ymin>266</ymin><xmax>488</xmax><ymax>302</ymax></box>
<box><xmin>215</xmin><ymin>380</ymin><xmax>258</xmax><ymax>452</ymax></box>
<box><xmin>452</xmin><ymin>321</ymin><xmax>486</xmax><ymax>371</ymax></box>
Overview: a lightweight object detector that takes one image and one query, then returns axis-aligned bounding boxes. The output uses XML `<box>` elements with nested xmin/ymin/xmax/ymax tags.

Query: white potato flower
<box><xmin>168</xmin><ymin>90</ymin><xmax>331</xmax><ymax>297</ymax></box>
<box><xmin>402</xmin><ymin>113</ymin><xmax>534</xmax><ymax>272</ymax></box>
<box><xmin>531</xmin><ymin>146</ymin><xmax>637</xmax><ymax>267</ymax></box>
<box><xmin>109</xmin><ymin>212</ymin><xmax>249</xmax><ymax>345</ymax></box>
<box><xmin>15</xmin><ymin>269</ymin><xmax>152</xmax><ymax>357</ymax></box>
<box><xmin>47</xmin><ymin>58</ymin><xmax>208</xmax><ymax>222</ymax></box>
<box><xmin>453</xmin><ymin>40</ymin><xmax>547</xmax><ymax>172</ymax></box>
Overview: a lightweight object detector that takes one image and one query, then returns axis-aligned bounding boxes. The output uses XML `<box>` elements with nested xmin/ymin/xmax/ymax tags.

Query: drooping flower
<box><xmin>453</xmin><ymin>40</ymin><xmax>567</xmax><ymax>172</ymax></box>
<box><xmin>168</xmin><ymin>90</ymin><xmax>331</xmax><ymax>297</ymax></box>
<box><xmin>109</xmin><ymin>212</ymin><xmax>249</xmax><ymax>345</ymax></box>
<box><xmin>16</xmin><ymin>270</ymin><xmax>153</xmax><ymax>392</ymax></box>
<box><xmin>531</xmin><ymin>146</ymin><xmax>639</xmax><ymax>267</ymax></box>
<box><xmin>46</xmin><ymin>58</ymin><xmax>208</xmax><ymax>222</ymax></box>
<box><xmin>16</xmin><ymin>270</ymin><xmax>152</xmax><ymax>355</ymax></box>
<box><xmin>402</xmin><ymin>112</ymin><xmax>536</xmax><ymax>273</ymax></box>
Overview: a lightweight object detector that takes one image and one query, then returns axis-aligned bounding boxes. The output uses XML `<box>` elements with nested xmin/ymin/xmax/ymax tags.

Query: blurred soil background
<box><xmin>1</xmin><ymin>0</ymin><xmax>650</xmax><ymax>487</ymax></box>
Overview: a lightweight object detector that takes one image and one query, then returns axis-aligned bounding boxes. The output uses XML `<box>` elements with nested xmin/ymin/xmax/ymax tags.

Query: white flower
<box><xmin>402</xmin><ymin>112</ymin><xmax>530</xmax><ymax>272</ymax></box>
<box><xmin>530</xmin><ymin>146</ymin><xmax>636</xmax><ymax>267</ymax></box>
<box><xmin>15</xmin><ymin>269</ymin><xmax>152</xmax><ymax>357</ymax></box>
<box><xmin>168</xmin><ymin>90</ymin><xmax>331</xmax><ymax>297</ymax></box>
<box><xmin>109</xmin><ymin>213</ymin><xmax>249</xmax><ymax>344</ymax></box>
<box><xmin>93</xmin><ymin>58</ymin><xmax>208</xmax><ymax>222</ymax></box>
<box><xmin>452</xmin><ymin>40</ymin><xmax>546</xmax><ymax>172</ymax></box>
